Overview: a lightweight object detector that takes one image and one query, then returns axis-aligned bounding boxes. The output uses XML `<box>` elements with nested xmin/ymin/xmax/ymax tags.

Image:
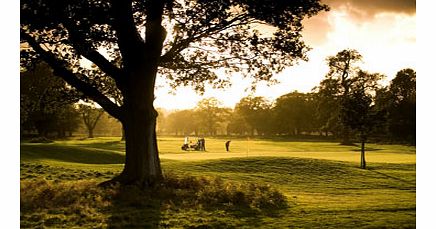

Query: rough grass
<box><xmin>21</xmin><ymin>175</ymin><xmax>288</xmax><ymax>228</ymax></box>
<box><xmin>20</xmin><ymin>136</ymin><xmax>416</xmax><ymax>228</ymax></box>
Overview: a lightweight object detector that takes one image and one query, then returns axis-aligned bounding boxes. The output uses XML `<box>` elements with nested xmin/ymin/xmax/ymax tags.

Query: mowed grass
<box><xmin>20</xmin><ymin>137</ymin><xmax>416</xmax><ymax>228</ymax></box>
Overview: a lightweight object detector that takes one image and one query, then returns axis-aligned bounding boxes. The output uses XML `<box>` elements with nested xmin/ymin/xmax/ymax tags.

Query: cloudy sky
<box><xmin>156</xmin><ymin>0</ymin><xmax>416</xmax><ymax>110</ymax></box>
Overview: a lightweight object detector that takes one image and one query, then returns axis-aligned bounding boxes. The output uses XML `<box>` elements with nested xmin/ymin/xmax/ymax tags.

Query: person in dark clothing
<box><xmin>225</xmin><ymin>140</ymin><xmax>231</xmax><ymax>152</ymax></box>
<box><xmin>199</xmin><ymin>138</ymin><xmax>206</xmax><ymax>151</ymax></box>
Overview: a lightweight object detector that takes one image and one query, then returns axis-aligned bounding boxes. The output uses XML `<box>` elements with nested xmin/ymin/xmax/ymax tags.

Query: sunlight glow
<box><xmin>154</xmin><ymin>8</ymin><xmax>415</xmax><ymax>110</ymax></box>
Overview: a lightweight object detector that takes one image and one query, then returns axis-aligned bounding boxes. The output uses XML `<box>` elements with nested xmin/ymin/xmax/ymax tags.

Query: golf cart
<box><xmin>181</xmin><ymin>137</ymin><xmax>206</xmax><ymax>151</ymax></box>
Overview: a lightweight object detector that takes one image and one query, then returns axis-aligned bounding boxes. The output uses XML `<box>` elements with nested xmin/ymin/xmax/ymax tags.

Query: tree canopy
<box><xmin>21</xmin><ymin>0</ymin><xmax>329</xmax><ymax>110</ymax></box>
<box><xmin>21</xmin><ymin>62</ymin><xmax>81</xmax><ymax>137</ymax></box>
<box><xmin>383</xmin><ymin>68</ymin><xmax>416</xmax><ymax>144</ymax></box>
<box><xmin>234</xmin><ymin>96</ymin><xmax>272</xmax><ymax>135</ymax></box>
<box><xmin>20</xmin><ymin>0</ymin><xmax>329</xmax><ymax>186</ymax></box>
<box><xmin>315</xmin><ymin>49</ymin><xmax>365</xmax><ymax>144</ymax></box>
<box><xmin>273</xmin><ymin>91</ymin><xmax>316</xmax><ymax>135</ymax></box>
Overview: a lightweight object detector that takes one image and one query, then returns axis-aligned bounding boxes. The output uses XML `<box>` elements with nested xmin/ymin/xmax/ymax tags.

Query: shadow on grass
<box><xmin>247</xmin><ymin>135</ymin><xmax>339</xmax><ymax>143</ymax></box>
<box><xmin>20</xmin><ymin>177</ymin><xmax>284</xmax><ymax>228</ymax></box>
<box><xmin>177</xmin><ymin>157</ymin><xmax>416</xmax><ymax>193</ymax></box>
<box><xmin>76</xmin><ymin>140</ymin><xmax>125</xmax><ymax>151</ymax></box>
<box><xmin>367</xmin><ymin>168</ymin><xmax>416</xmax><ymax>186</ymax></box>
<box><xmin>192</xmin><ymin>157</ymin><xmax>351</xmax><ymax>177</ymax></box>
<box><xmin>351</xmin><ymin>147</ymin><xmax>383</xmax><ymax>152</ymax></box>
<box><xmin>107</xmin><ymin>186</ymin><xmax>162</xmax><ymax>228</ymax></box>
<box><xmin>369</xmin><ymin>163</ymin><xmax>416</xmax><ymax>171</ymax></box>
<box><xmin>21</xmin><ymin>144</ymin><xmax>125</xmax><ymax>164</ymax></box>
<box><xmin>106</xmin><ymin>175</ymin><xmax>288</xmax><ymax>228</ymax></box>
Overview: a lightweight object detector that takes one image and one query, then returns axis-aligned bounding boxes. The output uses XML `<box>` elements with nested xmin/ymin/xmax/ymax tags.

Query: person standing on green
<box><xmin>225</xmin><ymin>140</ymin><xmax>231</xmax><ymax>152</ymax></box>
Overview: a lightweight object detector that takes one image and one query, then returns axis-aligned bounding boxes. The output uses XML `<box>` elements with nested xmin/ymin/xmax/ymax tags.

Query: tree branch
<box><xmin>40</xmin><ymin>21</ymin><xmax>124</xmax><ymax>83</ymax></box>
<box><xmin>160</xmin><ymin>14</ymin><xmax>250</xmax><ymax>64</ymax></box>
<box><xmin>80</xmin><ymin>49</ymin><xmax>124</xmax><ymax>83</ymax></box>
<box><xmin>111</xmin><ymin>0</ymin><xmax>144</xmax><ymax>66</ymax></box>
<box><xmin>21</xmin><ymin>31</ymin><xmax>124</xmax><ymax>121</ymax></box>
<box><xmin>60</xmin><ymin>21</ymin><xmax>127</xmax><ymax>92</ymax></box>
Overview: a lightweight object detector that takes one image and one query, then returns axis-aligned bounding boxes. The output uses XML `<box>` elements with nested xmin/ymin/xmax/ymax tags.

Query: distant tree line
<box><xmin>160</xmin><ymin>50</ymin><xmax>415</xmax><ymax>145</ymax></box>
<box><xmin>20</xmin><ymin>61</ymin><xmax>123</xmax><ymax>139</ymax></box>
<box><xmin>21</xmin><ymin>51</ymin><xmax>415</xmax><ymax>145</ymax></box>
<box><xmin>21</xmin><ymin>62</ymin><xmax>81</xmax><ymax>138</ymax></box>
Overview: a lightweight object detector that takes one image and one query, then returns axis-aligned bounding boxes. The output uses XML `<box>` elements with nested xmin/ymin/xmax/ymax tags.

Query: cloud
<box><xmin>301</xmin><ymin>0</ymin><xmax>415</xmax><ymax>46</ymax></box>
<box><xmin>323</xmin><ymin>0</ymin><xmax>416</xmax><ymax>17</ymax></box>
<box><xmin>302</xmin><ymin>11</ymin><xmax>332</xmax><ymax>46</ymax></box>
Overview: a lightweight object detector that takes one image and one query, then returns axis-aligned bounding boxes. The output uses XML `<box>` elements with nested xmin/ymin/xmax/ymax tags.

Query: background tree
<box><xmin>227</xmin><ymin>111</ymin><xmax>250</xmax><ymax>136</ymax></box>
<box><xmin>386</xmin><ymin>69</ymin><xmax>416</xmax><ymax>144</ymax></box>
<box><xmin>155</xmin><ymin>108</ymin><xmax>167</xmax><ymax>135</ymax></box>
<box><xmin>53</xmin><ymin>104</ymin><xmax>82</xmax><ymax>138</ymax></box>
<box><xmin>21</xmin><ymin>0</ymin><xmax>328</xmax><ymax>186</ymax></box>
<box><xmin>20</xmin><ymin>62</ymin><xmax>80</xmax><ymax>138</ymax></box>
<box><xmin>78</xmin><ymin>104</ymin><xmax>104</xmax><ymax>138</ymax></box>
<box><xmin>195</xmin><ymin>97</ymin><xmax>228</xmax><ymax>136</ymax></box>
<box><xmin>273</xmin><ymin>91</ymin><xmax>316</xmax><ymax>135</ymax></box>
<box><xmin>312</xmin><ymin>78</ymin><xmax>341</xmax><ymax>137</ymax></box>
<box><xmin>234</xmin><ymin>96</ymin><xmax>272</xmax><ymax>136</ymax></box>
<box><xmin>323</xmin><ymin>49</ymin><xmax>363</xmax><ymax>145</ymax></box>
<box><xmin>82</xmin><ymin>112</ymin><xmax>123</xmax><ymax>137</ymax></box>
<box><xmin>372</xmin><ymin>68</ymin><xmax>416</xmax><ymax>144</ymax></box>
<box><xmin>341</xmin><ymin>70</ymin><xmax>385</xmax><ymax>169</ymax></box>
<box><xmin>165</xmin><ymin>110</ymin><xmax>198</xmax><ymax>136</ymax></box>
<box><xmin>217</xmin><ymin>108</ymin><xmax>233</xmax><ymax>135</ymax></box>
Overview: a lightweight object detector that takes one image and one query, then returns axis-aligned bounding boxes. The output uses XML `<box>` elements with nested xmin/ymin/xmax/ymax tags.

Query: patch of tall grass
<box><xmin>159</xmin><ymin>173</ymin><xmax>288</xmax><ymax>210</ymax></box>
<box><xmin>21</xmin><ymin>179</ymin><xmax>113</xmax><ymax>212</ymax></box>
<box><xmin>21</xmin><ymin>174</ymin><xmax>289</xmax><ymax>227</ymax></box>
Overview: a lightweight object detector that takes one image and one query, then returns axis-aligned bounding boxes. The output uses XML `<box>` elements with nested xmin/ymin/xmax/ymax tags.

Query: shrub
<box><xmin>158</xmin><ymin>174</ymin><xmax>288</xmax><ymax>210</ymax></box>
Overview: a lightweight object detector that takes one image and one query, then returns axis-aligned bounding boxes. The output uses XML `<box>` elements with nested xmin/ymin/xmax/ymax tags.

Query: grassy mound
<box><xmin>21</xmin><ymin>175</ymin><xmax>289</xmax><ymax>228</ymax></box>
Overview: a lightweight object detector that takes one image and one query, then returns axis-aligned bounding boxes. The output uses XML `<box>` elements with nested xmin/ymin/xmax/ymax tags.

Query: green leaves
<box><xmin>21</xmin><ymin>0</ymin><xmax>328</xmax><ymax>114</ymax></box>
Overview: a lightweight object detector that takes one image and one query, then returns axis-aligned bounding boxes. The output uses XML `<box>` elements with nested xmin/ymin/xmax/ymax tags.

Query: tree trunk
<box><xmin>105</xmin><ymin>74</ymin><xmax>163</xmax><ymax>187</ymax></box>
<box><xmin>88</xmin><ymin>128</ymin><xmax>94</xmax><ymax>138</ymax></box>
<box><xmin>57</xmin><ymin>129</ymin><xmax>66</xmax><ymax>138</ymax></box>
<box><xmin>38</xmin><ymin>128</ymin><xmax>48</xmax><ymax>138</ymax></box>
<box><xmin>121</xmin><ymin>127</ymin><xmax>125</xmax><ymax>141</ymax></box>
<box><xmin>107</xmin><ymin>59</ymin><xmax>163</xmax><ymax>187</ymax></box>
<box><xmin>99</xmin><ymin>5</ymin><xmax>166</xmax><ymax>187</ymax></box>
<box><xmin>361</xmin><ymin>140</ymin><xmax>366</xmax><ymax>169</ymax></box>
<box><xmin>340</xmin><ymin>125</ymin><xmax>352</xmax><ymax>145</ymax></box>
<box><xmin>115</xmin><ymin>106</ymin><xmax>162</xmax><ymax>186</ymax></box>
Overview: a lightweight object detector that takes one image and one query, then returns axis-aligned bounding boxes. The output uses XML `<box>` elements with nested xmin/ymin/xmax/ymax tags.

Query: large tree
<box><xmin>21</xmin><ymin>0</ymin><xmax>328</xmax><ymax>186</ymax></box>
<box><xmin>317</xmin><ymin>49</ymin><xmax>363</xmax><ymax>144</ymax></box>
<box><xmin>341</xmin><ymin>70</ymin><xmax>385</xmax><ymax>169</ymax></box>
